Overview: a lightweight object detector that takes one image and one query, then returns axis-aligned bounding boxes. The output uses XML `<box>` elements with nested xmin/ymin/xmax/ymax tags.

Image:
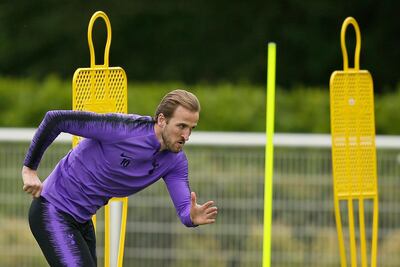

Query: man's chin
<box><xmin>171</xmin><ymin>148</ymin><xmax>182</xmax><ymax>153</ymax></box>
<box><xmin>168</xmin><ymin>145</ymin><xmax>183</xmax><ymax>153</ymax></box>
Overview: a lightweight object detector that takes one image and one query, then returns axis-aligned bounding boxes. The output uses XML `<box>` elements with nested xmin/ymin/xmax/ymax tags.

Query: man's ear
<box><xmin>157</xmin><ymin>113</ymin><xmax>166</xmax><ymax>127</ymax></box>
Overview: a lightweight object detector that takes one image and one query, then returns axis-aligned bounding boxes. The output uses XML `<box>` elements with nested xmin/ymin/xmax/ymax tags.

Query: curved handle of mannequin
<box><xmin>340</xmin><ymin>17</ymin><xmax>361</xmax><ymax>71</ymax></box>
<box><xmin>87</xmin><ymin>11</ymin><xmax>112</xmax><ymax>68</ymax></box>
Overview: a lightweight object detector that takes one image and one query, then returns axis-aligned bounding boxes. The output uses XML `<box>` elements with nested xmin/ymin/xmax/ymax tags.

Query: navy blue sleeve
<box><xmin>24</xmin><ymin>110</ymin><xmax>153</xmax><ymax>170</ymax></box>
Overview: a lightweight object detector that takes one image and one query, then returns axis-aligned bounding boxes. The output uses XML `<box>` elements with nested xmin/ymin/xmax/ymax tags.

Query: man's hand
<box><xmin>190</xmin><ymin>192</ymin><xmax>218</xmax><ymax>225</ymax></box>
<box><xmin>22</xmin><ymin>166</ymin><xmax>42</xmax><ymax>198</ymax></box>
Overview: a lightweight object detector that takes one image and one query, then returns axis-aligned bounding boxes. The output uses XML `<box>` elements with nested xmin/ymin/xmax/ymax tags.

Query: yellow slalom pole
<box><xmin>104</xmin><ymin>204</ymin><xmax>110</xmax><ymax>266</ymax></box>
<box><xmin>117</xmin><ymin>197</ymin><xmax>128</xmax><ymax>267</ymax></box>
<box><xmin>262</xmin><ymin>42</ymin><xmax>276</xmax><ymax>267</ymax></box>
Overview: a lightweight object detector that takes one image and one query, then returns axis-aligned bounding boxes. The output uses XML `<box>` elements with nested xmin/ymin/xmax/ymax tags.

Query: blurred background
<box><xmin>1</xmin><ymin>0</ymin><xmax>400</xmax><ymax>266</ymax></box>
<box><xmin>1</xmin><ymin>0</ymin><xmax>400</xmax><ymax>133</ymax></box>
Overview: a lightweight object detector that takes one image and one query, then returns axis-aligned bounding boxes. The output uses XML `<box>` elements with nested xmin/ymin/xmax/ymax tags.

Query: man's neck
<box><xmin>153</xmin><ymin>123</ymin><xmax>166</xmax><ymax>151</ymax></box>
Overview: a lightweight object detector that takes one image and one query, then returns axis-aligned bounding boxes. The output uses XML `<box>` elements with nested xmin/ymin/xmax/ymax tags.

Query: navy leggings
<box><xmin>29</xmin><ymin>197</ymin><xmax>97</xmax><ymax>267</ymax></box>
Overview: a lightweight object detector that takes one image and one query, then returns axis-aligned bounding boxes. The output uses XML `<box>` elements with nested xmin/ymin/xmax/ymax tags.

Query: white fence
<box><xmin>1</xmin><ymin>129</ymin><xmax>399</xmax><ymax>267</ymax></box>
<box><xmin>3</xmin><ymin>128</ymin><xmax>400</xmax><ymax>148</ymax></box>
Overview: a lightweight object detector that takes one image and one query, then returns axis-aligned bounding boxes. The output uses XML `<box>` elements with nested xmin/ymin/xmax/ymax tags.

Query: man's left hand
<box><xmin>190</xmin><ymin>191</ymin><xmax>218</xmax><ymax>225</ymax></box>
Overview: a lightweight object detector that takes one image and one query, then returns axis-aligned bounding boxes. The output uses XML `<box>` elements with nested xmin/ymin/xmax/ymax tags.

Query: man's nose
<box><xmin>182</xmin><ymin>129</ymin><xmax>191</xmax><ymax>141</ymax></box>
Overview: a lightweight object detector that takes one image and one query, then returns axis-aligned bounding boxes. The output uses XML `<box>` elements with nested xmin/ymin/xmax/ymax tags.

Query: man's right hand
<box><xmin>22</xmin><ymin>166</ymin><xmax>42</xmax><ymax>198</ymax></box>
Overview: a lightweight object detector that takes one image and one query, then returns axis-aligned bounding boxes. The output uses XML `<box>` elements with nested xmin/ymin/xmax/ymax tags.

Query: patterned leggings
<box><xmin>29</xmin><ymin>197</ymin><xmax>97</xmax><ymax>267</ymax></box>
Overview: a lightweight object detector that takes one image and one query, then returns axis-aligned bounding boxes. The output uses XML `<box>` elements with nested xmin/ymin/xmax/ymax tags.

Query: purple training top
<box><xmin>24</xmin><ymin>110</ymin><xmax>196</xmax><ymax>227</ymax></box>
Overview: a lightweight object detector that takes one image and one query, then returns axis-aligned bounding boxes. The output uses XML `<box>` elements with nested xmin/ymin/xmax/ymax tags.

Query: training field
<box><xmin>0</xmin><ymin>131</ymin><xmax>399</xmax><ymax>267</ymax></box>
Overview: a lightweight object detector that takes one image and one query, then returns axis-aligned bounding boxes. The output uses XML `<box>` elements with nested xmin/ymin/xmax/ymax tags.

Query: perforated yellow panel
<box><xmin>73</xmin><ymin>68</ymin><xmax>127</xmax><ymax>113</ymax></box>
<box><xmin>330</xmin><ymin>70</ymin><xmax>377</xmax><ymax>198</ymax></box>
<box><xmin>330</xmin><ymin>17</ymin><xmax>378</xmax><ymax>267</ymax></box>
<box><xmin>72</xmin><ymin>11</ymin><xmax>128</xmax><ymax>267</ymax></box>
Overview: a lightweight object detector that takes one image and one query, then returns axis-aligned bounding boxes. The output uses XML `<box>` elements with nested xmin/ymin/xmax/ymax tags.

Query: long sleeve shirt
<box><xmin>24</xmin><ymin>110</ymin><xmax>195</xmax><ymax>227</ymax></box>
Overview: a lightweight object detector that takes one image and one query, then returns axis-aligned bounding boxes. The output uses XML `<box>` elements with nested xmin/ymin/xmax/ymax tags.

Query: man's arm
<box><xmin>22</xmin><ymin>110</ymin><xmax>152</xmax><ymax>197</ymax></box>
<box><xmin>163</xmin><ymin>154</ymin><xmax>217</xmax><ymax>227</ymax></box>
<box><xmin>24</xmin><ymin>110</ymin><xmax>151</xmax><ymax>170</ymax></box>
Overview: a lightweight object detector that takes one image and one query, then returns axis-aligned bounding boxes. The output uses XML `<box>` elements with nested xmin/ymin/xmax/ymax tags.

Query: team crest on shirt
<box><xmin>120</xmin><ymin>153</ymin><xmax>133</xmax><ymax>167</ymax></box>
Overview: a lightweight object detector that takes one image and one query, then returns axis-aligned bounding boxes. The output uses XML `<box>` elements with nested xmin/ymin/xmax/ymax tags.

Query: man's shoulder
<box><xmin>129</xmin><ymin>114</ymin><xmax>153</xmax><ymax>120</ymax></box>
<box><xmin>123</xmin><ymin>114</ymin><xmax>155</xmax><ymax>132</ymax></box>
<box><xmin>122</xmin><ymin>113</ymin><xmax>154</xmax><ymax>124</ymax></box>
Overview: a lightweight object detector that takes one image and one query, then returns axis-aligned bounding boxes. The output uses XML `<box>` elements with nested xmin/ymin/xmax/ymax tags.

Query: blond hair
<box><xmin>155</xmin><ymin>89</ymin><xmax>200</xmax><ymax>120</ymax></box>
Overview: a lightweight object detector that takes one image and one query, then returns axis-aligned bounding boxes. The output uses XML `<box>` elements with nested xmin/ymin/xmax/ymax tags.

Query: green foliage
<box><xmin>0</xmin><ymin>77</ymin><xmax>267</xmax><ymax>132</ymax></box>
<box><xmin>375</xmin><ymin>87</ymin><xmax>400</xmax><ymax>134</ymax></box>
<box><xmin>276</xmin><ymin>87</ymin><xmax>330</xmax><ymax>133</ymax></box>
<box><xmin>0</xmin><ymin>1</ymin><xmax>399</xmax><ymax>91</ymax></box>
<box><xmin>0</xmin><ymin>76</ymin><xmax>71</xmax><ymax>127</ymax></box>
<box><xmin>1</xmin><ymin>76</ymin><xmax>400</xmax><ymax>134</ymax></box>
<box><xmin>193</xmin><ymin>83</ymin><xmax>265</xmax><ymax>132</ymax></box>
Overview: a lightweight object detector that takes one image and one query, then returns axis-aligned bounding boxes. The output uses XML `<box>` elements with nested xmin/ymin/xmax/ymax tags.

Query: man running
<box><xmin>22</xmin><ymin>89</ymin><xmax>218</xmax><ymax>266</ymax></box>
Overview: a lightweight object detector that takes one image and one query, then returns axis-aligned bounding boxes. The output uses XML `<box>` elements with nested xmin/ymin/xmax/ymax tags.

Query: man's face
<box><xmin>160</xmin><ymin>105</ymin><xmax>199</xmax><ymax>153</ymax></box>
